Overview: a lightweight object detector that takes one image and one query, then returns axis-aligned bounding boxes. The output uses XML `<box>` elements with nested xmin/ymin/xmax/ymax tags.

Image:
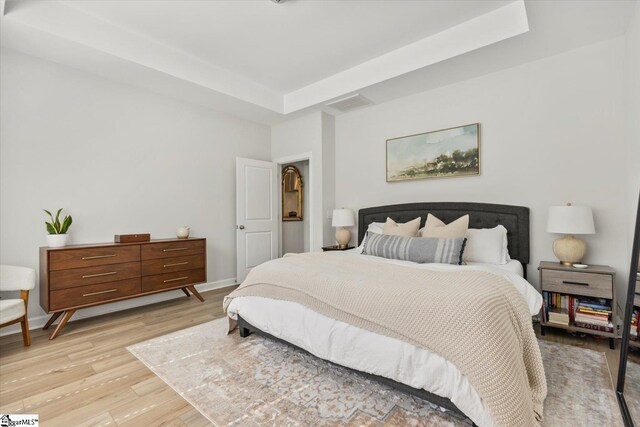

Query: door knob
<box><xmin>238</xmin><ymin>225</ymin><xmax>245</xmax><ymax>230</ymax></box>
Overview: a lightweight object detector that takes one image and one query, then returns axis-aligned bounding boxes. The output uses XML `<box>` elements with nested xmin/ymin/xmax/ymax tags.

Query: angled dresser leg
<box><xmin>49</xmin><ymin>309</ymin><xmax>76</xmax><ymax>340</ymax></box>
<box><xmin>187</xmin><ymin>285</ymin><xmax>205</xmax><ymax>302</ymax></box>
<box><xmin>43</xmin><ymin>312</ymin><xmax>63</xmax><ymax>330</ymax></box>
<box><xmin>181</xmin><ymin>288</ymin><xmax>191</xmax><ymax>297</ymax></box>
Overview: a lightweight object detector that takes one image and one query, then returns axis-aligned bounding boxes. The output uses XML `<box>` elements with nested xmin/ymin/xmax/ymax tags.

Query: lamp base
<box><xmin>335</xmin><ymin>228</ymin><xmax>351</xmax><ymax>249</ymax></box>
<box><xmin>552</xmin><ymin>235</ymin><xmax>586</xmax><ymax>266</ymax></box>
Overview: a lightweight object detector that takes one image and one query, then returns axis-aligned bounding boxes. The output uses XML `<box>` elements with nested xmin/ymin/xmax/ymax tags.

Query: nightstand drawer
<box><xmin>541</xmin><ymin>269</ymin><xmax>612</xmax><ymax>299</ymax></box>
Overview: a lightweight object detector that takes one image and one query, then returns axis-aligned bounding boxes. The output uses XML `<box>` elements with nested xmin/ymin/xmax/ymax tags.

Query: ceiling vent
<box><xmin>325</xmin><ymin>94</ymin><xmax>373</xmax><ymax>112</ymax></box>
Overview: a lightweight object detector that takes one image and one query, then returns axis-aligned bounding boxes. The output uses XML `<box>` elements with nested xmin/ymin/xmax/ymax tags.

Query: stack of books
<box><xmin>631</xmin><ymin>309</ymin><xmax>639</xmax><ymax>341</ymax></box>
<box><xmin>547</xmin><ymin>307</ymin><xmax>570</xmax><ymax>326</ymax></box>
<box><xmin>542</xmin><ymin>292</ymin><xmax>577</xmax><ymax>323</ymax></box>
<box><xmin>574</xmin><ymin>300</ymin><xmax>614</xmax><ymax>333</ymax></box>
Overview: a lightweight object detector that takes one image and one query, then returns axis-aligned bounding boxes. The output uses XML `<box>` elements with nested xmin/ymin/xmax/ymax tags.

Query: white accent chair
<box><xmin>0</xmin><ymin>265</ymin><xmax>36</xmax><ymax>346</ymax></box>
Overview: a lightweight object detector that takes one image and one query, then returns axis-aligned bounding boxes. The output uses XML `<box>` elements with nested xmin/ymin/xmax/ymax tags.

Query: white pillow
<box><xmin>357</xmin><ymin>222</ymin><xmax>384</xmax><ymax>253</ymax></box>
<box><xmin>463</xmin><ymin>225</ymin><xmax>510</xmax><ymax>265</ymax></box>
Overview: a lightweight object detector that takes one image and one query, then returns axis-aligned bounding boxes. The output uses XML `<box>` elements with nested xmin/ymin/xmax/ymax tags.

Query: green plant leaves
<box><xmin>44</xmin><ymin>208</ymin><xmax>72</xmax><ymax>234</ymax></box>
<box><xmin>60</xmin><ymin>215</ymin><xmax>73</xmax><ymax>234</ymax></box>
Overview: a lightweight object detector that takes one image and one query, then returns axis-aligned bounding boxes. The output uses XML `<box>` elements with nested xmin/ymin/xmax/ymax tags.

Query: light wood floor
<box><xmin>0</xmin><ymin>285</ymin><xmax>633</xmax><ymax>426</ymax></box>
<box><xmin>0</xmin><ymin>286</ymin><xmax>237</xmax><ymax>426</ymax></box>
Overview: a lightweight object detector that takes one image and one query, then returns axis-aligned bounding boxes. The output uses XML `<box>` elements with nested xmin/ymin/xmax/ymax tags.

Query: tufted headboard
<box><xmin>358</xmin><ymin>202</ymin><xmax>530</xmax><ymax>272</ymax></box>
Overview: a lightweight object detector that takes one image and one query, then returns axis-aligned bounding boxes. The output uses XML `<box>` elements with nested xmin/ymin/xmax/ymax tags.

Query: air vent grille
<box><xmin>325</xmin><ymin>94</ymin><xmax>373</xmax><ymax>112</ymax></box>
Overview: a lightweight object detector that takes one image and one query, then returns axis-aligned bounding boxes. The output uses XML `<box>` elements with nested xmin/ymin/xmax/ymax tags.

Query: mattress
<box><xmin>226</xmin><ymin>253</ymin><xmax>542</xmax><ymax>427</ymax></box>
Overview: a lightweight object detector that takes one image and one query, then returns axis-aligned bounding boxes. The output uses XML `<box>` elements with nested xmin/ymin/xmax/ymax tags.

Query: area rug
<box><xmin>128</xmin><ymin>318</ymin><xmax>623</xmax><ymax>426</ymax></box>
<box><xmin>625</xmin><ymin>358</ymin><xmax>640</xmax><ymax>423</ymax></box>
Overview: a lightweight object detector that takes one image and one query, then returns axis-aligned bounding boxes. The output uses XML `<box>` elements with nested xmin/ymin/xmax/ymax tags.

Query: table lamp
<box><xmin>547</xmin><ymin>203</ymin><xmax>595</xmax><ymax>266</ymax></box>
<box><xmin>332</xmin><ymin>209</ymin><xmax>354</xmax><ymax>248</ymax></box>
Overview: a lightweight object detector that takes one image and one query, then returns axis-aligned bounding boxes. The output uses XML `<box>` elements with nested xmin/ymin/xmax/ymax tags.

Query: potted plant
<box><xmin>44</xmin><ymin>208</ymin><xmax>72</xmax><ymax>248</ymax></box>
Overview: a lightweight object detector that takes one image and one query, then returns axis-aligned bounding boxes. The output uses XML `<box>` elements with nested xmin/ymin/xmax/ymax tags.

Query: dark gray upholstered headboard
<box><xmin>358</xmin><ymin>202</ymin><xmax>530</xmax><ymax>268</ymax></box>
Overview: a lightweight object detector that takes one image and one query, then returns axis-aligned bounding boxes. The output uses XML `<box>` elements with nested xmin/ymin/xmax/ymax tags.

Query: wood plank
<box><xmin>115</xmin><ymin>395</ymin><xmax>193</xmax><ymax>426</ymax></box>
<box><xmin>108</xmin><ymin>386</ymin><xmax>179</xmax><ymax>425</ymax></box>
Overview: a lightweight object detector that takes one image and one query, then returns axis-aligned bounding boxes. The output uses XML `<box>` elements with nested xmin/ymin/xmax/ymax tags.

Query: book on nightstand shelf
<box><xmin>547</xmin><ymin>307</ymin><xmax>569</xmax><ymax>326</ymax></box>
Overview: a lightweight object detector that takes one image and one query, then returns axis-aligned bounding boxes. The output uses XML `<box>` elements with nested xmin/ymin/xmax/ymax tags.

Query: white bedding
<box><xmin>467</xmin><ymin>258</ymin><xmax>524</xmax><ymax>277</ymax></box>
<box><xmin>226</xmin><ymin>252</ymin><xmax>542</xmax><ymax>427</ymax></box>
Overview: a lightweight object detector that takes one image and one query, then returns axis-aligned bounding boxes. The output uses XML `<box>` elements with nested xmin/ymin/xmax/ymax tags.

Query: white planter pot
<box><xmin>47</xmin><ymin>234</ymin><xmax>69</xmax><ymax>248</ymax></box>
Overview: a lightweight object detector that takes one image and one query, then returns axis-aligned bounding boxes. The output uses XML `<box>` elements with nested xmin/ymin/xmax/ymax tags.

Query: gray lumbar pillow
<box><xmin>362</xmin><ymin>232</ymin><xmax>466</xmax><ymax>265</ymax></box>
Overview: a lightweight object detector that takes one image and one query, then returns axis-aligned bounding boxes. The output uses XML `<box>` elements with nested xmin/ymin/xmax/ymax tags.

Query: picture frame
<box><xmin>386</xmin><ymin>123</ymin><xmax>480</xmax><ymax>182</ymax></box>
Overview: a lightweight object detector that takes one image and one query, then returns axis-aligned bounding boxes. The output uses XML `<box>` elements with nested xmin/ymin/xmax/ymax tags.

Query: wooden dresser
<box><xmin>40</xmin><ymin>238</ymin><xmax>206</xmax><ymax>339</ymax></box>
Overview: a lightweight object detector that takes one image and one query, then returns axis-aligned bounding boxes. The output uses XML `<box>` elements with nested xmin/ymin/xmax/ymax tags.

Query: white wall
<box><xmin>282</xmin><ymin>160</ymin><xmax>309</xmax><ymax>254</ymax></box>
<box><xmin>626</xmin><ymin>4</ymin><xmax>640</xmax><ymax>252</ymax></box>
<box><xmin>0</xmin><ymin>48</ymin><xmax>271</xmax><ymax>331</ymax></box>
<box><xmin>271</xmin><ymin>111</ymin><xmax>335</xmax><ymax>250</ymax></box>
<box><xmin>335</xmin><ymin>38</ymin><xmax>629</xmax><ymax>298</ymax></box>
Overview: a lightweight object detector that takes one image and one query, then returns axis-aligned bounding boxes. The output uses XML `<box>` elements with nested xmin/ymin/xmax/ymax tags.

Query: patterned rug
<box><xmin>625</xmin><ymin>358</ymin><xmax>640</xmax><ymax>424</ymax></box>
<box><xmin>128</xmin><ymin>318</ymin><xmax>623</xmax><ymax>426</ymax></box>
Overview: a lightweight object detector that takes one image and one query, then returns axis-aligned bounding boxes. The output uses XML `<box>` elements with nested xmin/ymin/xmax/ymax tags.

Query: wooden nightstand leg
<box><xmin>181</xmin><ymin>287</ymin><xmax>191</xmax><ymax>297</ymax></box>
<box><xmin>187</xmin><ymin>285</ymin><xmax>204</xmax><ymax>302</ymax></box>
<box><xmin>43</xmin><ymin>312</ymin><xmax>63</xmax><ymax>330</ymax></box>
<box><xmin>49</xmin><ymin>309</ymin><xmax>76</xmax><ymax>340</ymax></box>
<box><xmin>609</xmin><ymin>338</ymin><xmax>615</xmax><ymax>350</ymax></box>
<box><xmin>540</xmin><ymin>325</ymin><xmax>546</xmax><ymax>336</ymax></box>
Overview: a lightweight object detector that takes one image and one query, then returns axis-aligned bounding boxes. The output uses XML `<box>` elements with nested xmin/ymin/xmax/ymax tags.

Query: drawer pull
<box><xmin>163</xmin><ymin>248</ymin><xmax>188</xmax><ymax>252</ymax></box>
<box><xmin>562</xmin><ymin>280</ymin><xmax>589</xmax><ymax>287</ymax></box>
<box><xmin>83</xmin><ymin>289</ymin><xmax>117</xmax><ymax>297</ymax></box>
<box><xmin>164</xmin><ymin>276</ymin><xmax>189</xmax><ymax>283</ymax></box>
<box><xmin>82</xmin><ymin>271</ymin><xmax>117</xmax><ymax>279</ymax></box>
<box><xmin>81</xmin><ymin>254</ymin><xmax>116</xmax><ymax>260</ymax></box>
<box><xmin>163</xmin><ymin>261</ymin><xmax>189</xmax><ymax>268</ymax></box>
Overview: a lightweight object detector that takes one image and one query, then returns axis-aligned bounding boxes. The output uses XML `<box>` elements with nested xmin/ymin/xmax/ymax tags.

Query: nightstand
<box><xmin>538</xmin><ymin>261</ymin><xmax>616</xmax><ymax>349</ymax></box>
<box><xmin>322</xmin><ymin>245</ymin><xmax>355</xmax><ymax>251</ymax></box>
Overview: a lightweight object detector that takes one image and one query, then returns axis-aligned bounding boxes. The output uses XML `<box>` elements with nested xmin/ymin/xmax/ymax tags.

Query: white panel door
<box><xmin>236</xmin><ymin>157</ymin><xmax>278</xmax><ymax>283</ymax></box>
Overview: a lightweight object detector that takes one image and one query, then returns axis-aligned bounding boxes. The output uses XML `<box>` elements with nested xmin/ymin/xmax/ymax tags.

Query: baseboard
<box><xmin>0</xmin><ymin>278</ymin><xmax>237</xmax><ymax>337</ymax></box>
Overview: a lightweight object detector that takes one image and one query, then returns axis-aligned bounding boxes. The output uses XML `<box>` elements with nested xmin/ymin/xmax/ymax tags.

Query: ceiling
<box><xmin>0</xmin><ymin>0</ymin><xmax>636</xmax><ymax>124</ymax></box>
<box><xmin>61</xmin><ymin>0</ymin><xmax>512</xmax><ymax>93</ymax></box>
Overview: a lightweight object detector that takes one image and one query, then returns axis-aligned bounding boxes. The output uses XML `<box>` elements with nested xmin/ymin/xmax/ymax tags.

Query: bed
<box><xmin>225</xmin><ymin>202</ymin><xmax>545</xmax><ymax>427</ymax></box>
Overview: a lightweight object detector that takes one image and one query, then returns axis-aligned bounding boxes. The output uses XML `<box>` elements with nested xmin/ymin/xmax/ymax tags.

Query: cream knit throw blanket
<box><xmin>224</xmin><ymin>253</ymin><xmax>547</xmax><ymax>427</ymax></box>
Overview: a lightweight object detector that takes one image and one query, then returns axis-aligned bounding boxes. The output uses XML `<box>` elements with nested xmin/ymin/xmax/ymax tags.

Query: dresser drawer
<box><xmin>541</xmin><ymin>269</ymin><xmax>612</xmax><ymax>299</ymax></box>
<box><xmin>141</xmin><ymin>268</ymin><xmax>205</xmax><ymax>293</ymax></box>
<box><xmin>49</xmin><ymin>245</ymin><xmax>140</xmax><ymax>271</ymax></box>
<box><xmin>141</xmin><ymin>254</ymin><xmax>205</xmax><ymax>276</ymax></box>
<box><xmin>49</xmin><ymin>262</ymin><xmax>141</xmax><ymax>290</ymax></box>
<box><xmin>50</xmin><ymin>278</ymin><xmax>141</xmax><ymax>311</ymax></box>
<box><xmin>141</xmin><ymin>240</ymin><xmax>204</xmax><ymax>260</ymax></box>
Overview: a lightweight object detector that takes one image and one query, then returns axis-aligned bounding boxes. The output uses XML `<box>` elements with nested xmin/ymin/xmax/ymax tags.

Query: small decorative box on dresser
<box><xmin>538</xmin><ymin>261</ymin><xmax>616</xmax><ymax>349</ymax></box>
<box><xmin>40</xmin><ymin>238</ymin><xmax>206</xmax><ymax>339</ymax></box>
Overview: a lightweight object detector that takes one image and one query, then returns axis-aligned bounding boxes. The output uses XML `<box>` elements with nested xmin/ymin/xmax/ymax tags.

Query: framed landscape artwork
<box><xmin>386</xmin><ymin>123</ymin><xmax>480</xmax><ymax>182</ymax></box>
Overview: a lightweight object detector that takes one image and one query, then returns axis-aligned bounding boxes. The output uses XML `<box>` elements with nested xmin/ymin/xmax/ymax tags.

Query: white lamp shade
<box><xmin>547</xmin><ymin>205</ymin><xmax>595</xmax><ymax>235</ymax></box>
<box><xmin>332</xmin><ymin>209</ymin><xmax>354</xmax><ymax>227</ymax></box>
